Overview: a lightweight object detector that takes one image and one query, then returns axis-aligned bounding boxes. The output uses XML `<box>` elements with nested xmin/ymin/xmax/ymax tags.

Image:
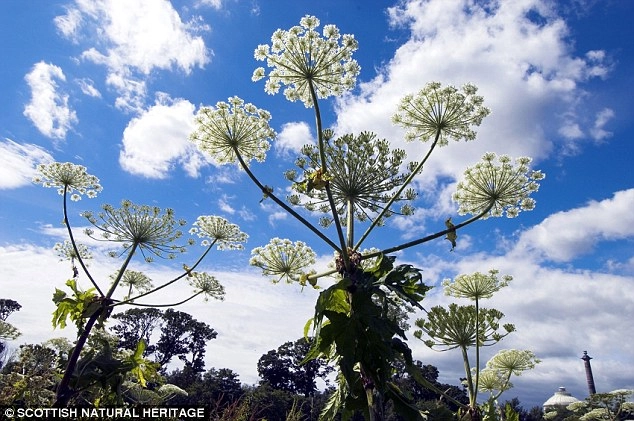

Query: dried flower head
<box><xmin>443</xmin><ymin>269</ymin><xmax>512</xmax><ymax>301</ymax></box>
<box><xmin>189</xmin><ymin>272</ymin><xmax>225</xmax><ymax>302</ymax></box>
<box><xmin>252</xmin><ymin>15</ymin><xmax>360</xmax><ymax>107</ymax></box>
<box><xmin>392</xmin><ymin>82</ymin><xmax>490</xmax><ymax>145</ymax></box>
<box><xmin>190</xmin><ymin>96</ymin><xmax>275</xmax><ymax>166</ymax></box>
<box><xmin>189</xmin><ymin>215</ymin><xmax>248</xmax><ymax>250</ymax></box>
<box><xmin>82</xmin><ymin>200</ymin><xmax>187</xmax><ymax>262</ymax></box>
<box><xmin>250</xmin><ymin>238</ymin><xmax>316</xmax><ymax>284</ymax></box>
<box><xmin>453</xmin><ymin>152</ymin><xmax>545</xmax><ymax>218</ymax></box>
<box><xmin>33</xmin><ymin>162</ymin><xmax>102</xmax><ymax>200</ymax></box>
<box><xmin>286</xmin><ymin>131</ymin><xmax>415</xmax><ymax>227</ymax></box>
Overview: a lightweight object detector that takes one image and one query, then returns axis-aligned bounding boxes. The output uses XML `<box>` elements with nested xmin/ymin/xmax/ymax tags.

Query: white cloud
<box><xmin>0</xmin><ymin>139</ymin><xmax>53</xmax><ymax>189</ymax></box>
<box><xmin>76</xmin><ymin>78</ymin><xmax>102</xmax><ymax>98</ymax></box>
<box><xmin>334</xmin><ymin>0</ymin><xmax>612</xmax><ymax>189</ymax></box>
<box><xmin>196</xmin><ymin>0</ymin><xmax>223</xmax><ymax>9</ymax></box>
<box><xmin>513</xmin><ymin>188</ymin><xmax>634</xmax><ymax>262</ymax></box>
<box><xmin>119</xmin><ymin>95</ymin><xmax>210</xmax><ymax>178</ymax></box>
<box><xmin>590</xmin><ymin>107</ymin><xmax>615</xmax><ymax>141</ymax></box>
<box><xmin>56</xmin><ymin>0</ymin><xmax>211</xmax><ymax>112</ymax></box>
<box><xmin>218</xmin><ymin>195</ymin><xmax>236</xmax><ymax>214</ymax></box>
<box><xmin>275</xmin><ymin>122</ymin><xmax>314</xmax><ymax>156</ymax></box>
<box><xmin>23</xmin><ymin>62</ymin><xmax>78</xmax><ymax>140</ymax></box>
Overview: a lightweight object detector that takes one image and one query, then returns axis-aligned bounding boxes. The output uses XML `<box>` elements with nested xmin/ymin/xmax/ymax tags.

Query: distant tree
<box><xmin>257</xmin><ymin>337</ymin><xmax>333</xmax><ymax>397</ymax></box>
<box><xmin>0</xmin><ymin>298</ymin><xmax>22</xmax><ymax>370</ymax></box>
<box><xmin>167</xmin><ymin>366</ymin><xmax>243</xmax><ymax>412</ymax></box>
<box><xmin>503</xmin><ymin>397</ymin><xmax>543</xmax><ymax>421</ymax></box>
<box><xmin>111</xmin><ymin>308</ymin><xmax>162</xmax><ymax>354</ymax></box>
<box><xmin>111</xmin><ymin>308</ymin><xmax>217</xmax><ymax>373</ymax></box>
<box><xmin>156</xmin><ymin>309</ymin><xmax>217</xmax><ymax>372</ymax></box>
<box><xmin>0</xmin><ymin>299</ymin><xmax>21</xmax><ymax>321</ymax></box>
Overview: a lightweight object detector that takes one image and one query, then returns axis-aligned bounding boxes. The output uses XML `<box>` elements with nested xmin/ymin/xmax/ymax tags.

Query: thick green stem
<box><xmin>346</xmin><ymin>199</ymin><xmax>354</xmax><ymax>248</ymax></box>
<box><xmin>55</xmin><ymin>243</ymin><xmax>137</xmax><ymax>406</ymax></box>
<box><xmin>474</xmin><ymin>298</ymin><xmax>481</xmax><ymax>406</ymax></box>
<box><xmin>461</xmin><ymin>346</ymin><xmax>476</xmax><ymax>409</ymax></box>
<box><xmin>307</xmin><ymin>81</ymin><xmax>349</xmax><ymax>267</ymax></box>
<box><xmin>62</xmin><ymin>186</ymin><xmax>104</xmax><ymax>297</ymax></box>
<box><xmin>54</xmin><ymin>306</ymin><xmax>102</xmax><ymax>407</ymax></box>
<box><xmin>354</xmin><ymin>129</ymin><xmax>441</xmax><ymax>251</ymax></box>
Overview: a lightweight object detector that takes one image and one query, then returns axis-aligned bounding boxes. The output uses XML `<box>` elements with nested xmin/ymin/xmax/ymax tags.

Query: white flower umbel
<box><xmin>82</xmin><ymin>200</ymin><xmax>187</xmax><ymax>262</ymax></box>
<box><xmin>392</xmin><ymin>82</ymin><xmax>490</xmax><ymax>145</ymax></box>
<box><xmin>189</xmin><ymin>215</ymin><xmax>248</xmax><ymax>250</ymax></box>
<box><xmin>486</xmin><ymin>349</ymin><xmax>540</xmax><ymax>376</ymax></box>
<box><xmin>453</xmin><ymin>152</ymin><xmax>545</xmax><ymax>219</ymax></box>
<box><xmin>54</xmin><ymin>240</ymin><xmax>92</xmax><ymax>262</ymax></box>
<box><xmin>252</xmin><ymin>15</ymin><xmax>360</xmax><ymax>107</ymax></box>
<box><xmin>190</xmin><ymin>96</ymin><xmax>275</xmax><ymax>166</ymax></box>
<box><xmin>443</xmin><ymin>269</ymin><xmax>512</xmax><ymax>301</ymax></box>
<box><xmin>250</xmin><ymin>237</ymin><xmax>316</xmax><ymax>284</ymax></box>
<box><xmin>33</xmin><ymin>162</ymin><xmax>102</xmax><ymax>200</ymax></box>
<box><xmin>188</xmin><ymin>272</ymin><xmax>225</xmax><ymax>302</ymax></box>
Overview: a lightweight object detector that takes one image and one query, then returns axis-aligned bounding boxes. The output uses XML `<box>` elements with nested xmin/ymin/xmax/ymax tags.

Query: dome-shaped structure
<box><xmin>543</xmin><ymin>387</ymin><xmax>579</xmax><ymax>411</ymax></box>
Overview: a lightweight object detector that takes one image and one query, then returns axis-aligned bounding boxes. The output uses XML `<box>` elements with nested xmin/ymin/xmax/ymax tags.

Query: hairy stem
<box><xmin>62</xmin><ymin>186</ymin><xmax>104</xmax><ymax>297</ymax></box>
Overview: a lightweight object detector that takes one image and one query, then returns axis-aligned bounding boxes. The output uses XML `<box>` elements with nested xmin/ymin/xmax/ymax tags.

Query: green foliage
<box><xmin>305</xmin><ymin>255</ymin><xmax>429</xmax><ymax>420</ymax></box>
<box><xmin>52</xmin><ymin>278</ymin><xmax>99</xmax><ymax>331</ymax></box>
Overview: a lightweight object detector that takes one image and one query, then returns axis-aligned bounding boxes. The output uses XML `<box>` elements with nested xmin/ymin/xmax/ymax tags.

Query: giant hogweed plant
<box><xmin>414</xmin><ymin>271</ymin><xmax>541</xmax><ymax>420</ymax></box>
<box><xmin>190</xmin><ymin>15</ymin><xmax>544</xmax><ymax>421</ymax></box>
<box><xmin>33</xmin><ymin>162</ymin><xmax>248</xmax><ymax>406</ymax></box>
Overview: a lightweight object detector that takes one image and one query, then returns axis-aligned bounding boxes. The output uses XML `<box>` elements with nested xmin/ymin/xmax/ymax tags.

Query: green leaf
<box><xmin>316</xmin><ymin>283</ymin><xmax>350</xmax><ymax>315</ymax></box>
<box><xmin>385</xmin><ymin>382</ymin><xmax>427</xmax><ymax>421</ymax></box>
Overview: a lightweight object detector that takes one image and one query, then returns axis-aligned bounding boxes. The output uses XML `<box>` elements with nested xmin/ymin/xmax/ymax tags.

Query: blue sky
<box><xmin>1</xmin><ymin>0</ymin><xmax>633</xmax><ymax>410</ymax></box>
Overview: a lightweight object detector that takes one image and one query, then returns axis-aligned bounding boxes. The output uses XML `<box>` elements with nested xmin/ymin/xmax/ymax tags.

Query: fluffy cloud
<box><xmin>0</xmin><ymin>139</ymin><xmax>53</xmax><ymax>189</ymax></box>
<box><xmin>55</xmin><ymin>0</ymin><xmax>210</xmax><ymax>112</ymax></box>
<box><xmin>23</xmin><ymin>62</ymin><xmax>78</xmax><ymax>139</ymax></box>
<box><xmin>119</xmin><ymin>95</ymin><xmax>210</xmax><ymax>178</ymax></box>
<box><xmin>275</xmin><ymin>122</ymin><xmax>314</xmax><ymax>156</ymax></box>
<box><xmin>334</xmin><ymin>0</ymin><xmax>613</xmax><ymax>187</ymax></box>
<box><xmin>512</xmin><ymin>188</ymin><xmax>634</xmax><ymax>262</ymax></box>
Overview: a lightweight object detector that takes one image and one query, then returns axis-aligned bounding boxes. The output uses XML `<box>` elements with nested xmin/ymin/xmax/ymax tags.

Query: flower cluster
<box><xmin>250</xmin><ymin>238</ymin><xmax>316</xmax><ymax>284</ymax></box>
<box><xmin>486</xmin><ymin>349</ymin><xmax>540</xmax><ymax>376</ymax></box>
<box><xmin>190</xmin><ymin>96</ymin><xmax>275</xmax><ymax>166</ymax></box>
<box><xmin>54</xmin><ymin>240</ymin><xmax>92</xmax><ymax>262</ymax></box>
<box><xmin>453</xmin><ymin>152</ymin><xmax>545</xmax><ymax>218</ymax></box>
<box><xmin>286</xmin><ymin>131</ymin><xmax>415</xmax><ymax>227</ymax></box>
<box><xmin>189</xmin><ymin>272</ymin><xmax>225</xmax><ymax>302</ymax></box>
<box><xmin>33</xmin><ymin>162</ymin><xmax>102</xmax><ymax>201</ymax></box>
<box><xmin>113</xmin><ymin>270</ymin><xmax>154</xmax><ymax>299</ymax></box>
<box><xmin>189</xmin><ymin>215</ymin><xmax>248</xmax><ymax>250</ymax></box>
<box><xmin>392</xmin><ymin>82</ymin><xmax>490</xmax><ymax>145</ymax></box>
<box><xmin>252</xmin><ymin>15</ymin><xmax>360</xmax><ymax>107</ymax></box>
<box><xmin>82</xmin><ymin>200</ymin><xmax>187</xmax><ymax>261</ymax></box>
<box><xmin>443</xmin><ymin>269</ymin><xmax>512</xmax><ymax>301</ymax></box>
